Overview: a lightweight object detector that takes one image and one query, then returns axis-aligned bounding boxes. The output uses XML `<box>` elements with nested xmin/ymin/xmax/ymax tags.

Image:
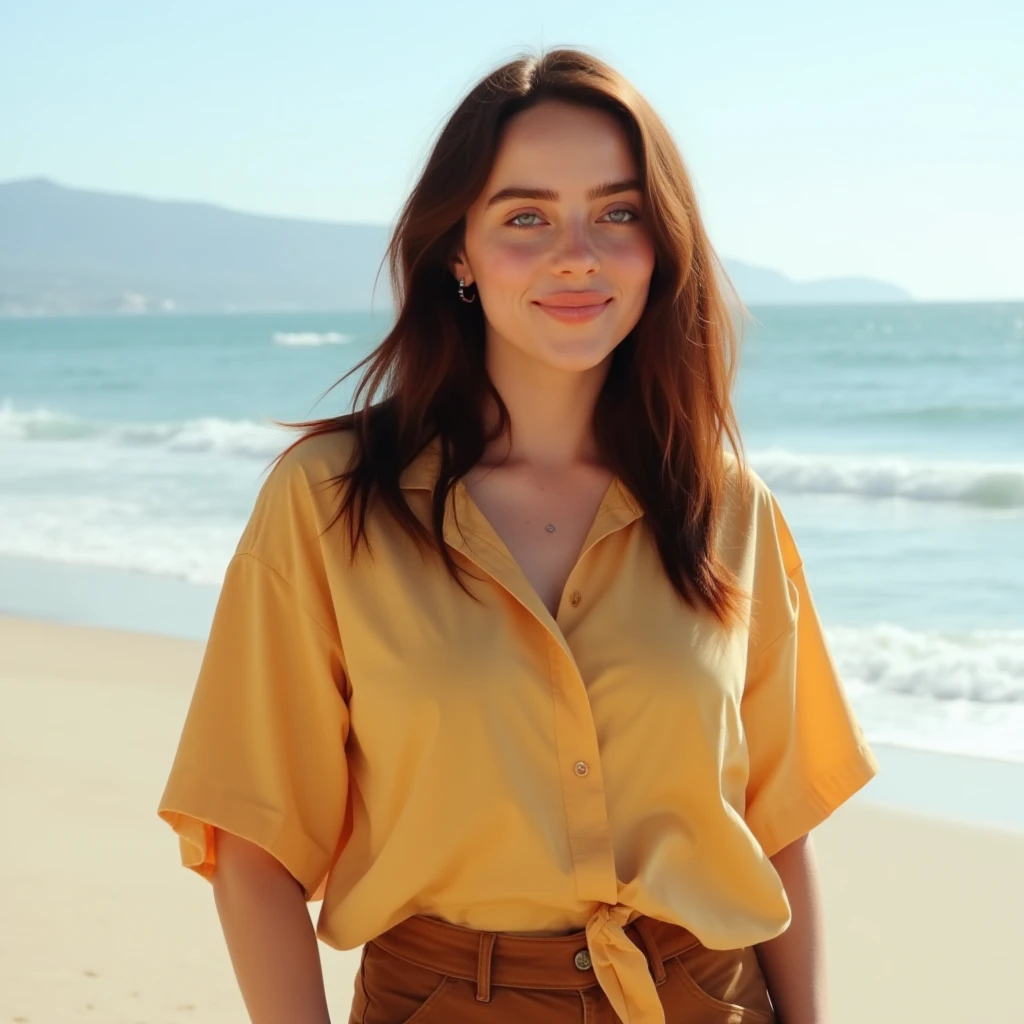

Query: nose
<box><xmin>551</xmin><ymin>217</ymin><xmax>600</xmax><ymax>275</ymax></box>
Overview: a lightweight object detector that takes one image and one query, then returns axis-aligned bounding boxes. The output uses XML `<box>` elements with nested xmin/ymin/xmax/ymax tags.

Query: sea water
<box><xmin>1</xmin><ymin>303</ymin><xmax>1021</xmax><ymax>762</ymax></box>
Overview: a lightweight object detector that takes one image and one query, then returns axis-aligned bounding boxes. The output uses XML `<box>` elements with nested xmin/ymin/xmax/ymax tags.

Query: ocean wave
<box><xmin>272</xmin><ymin>331</ymin><xmax>352</xmax><ymax>346</ymax></box>
<box><xmin>2</xmin><ymin>403</ymin><xmax>1021</xmax><ymax>510</ymax></box>
<box><xmin>0</xmin><ymin>493</ymin><xmax>237</xmax><ymax>586</ymax></box>
<box><xmin>116</xmin><ymin>417</ymin><xmax>289</xmax><ymax>458</ymax></box>
<box><xmin>751</xmin><ymin>449</ymin><xmax>1024</xmax><ymax>510</ymax></box>
<box><xmin>0</xmin><ymin>403</ymin><xmax>102</xmax><ymax>441</ymax></box>
<box><xmin>830</xmin><ymin>623</ymin><xmax>1024</xmax><ymax>761</ymax></box>
<box><xmin>1</xmin><ymin>489</ymin><xmax>1022</xmax><ymax>760</ymax></box>
<box><xmin>0</xmin><ymin>402</ymin><xmax>288</xmax><ymax>459</ymax></box>
<box><xmin>830</xmin><ymin>624</ymin><xmax>1024</xmax><ymax>706</ymax></box>
<box><xmin>2</xmin><ymin>494</ymin><xmax>1020</xmax><ymax>714</ymax></box>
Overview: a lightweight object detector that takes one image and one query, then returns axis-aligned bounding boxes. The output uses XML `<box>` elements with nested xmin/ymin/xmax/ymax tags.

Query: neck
<box><xmin>479</xmin><ymin>331</ymin><xmax>610</xmax><ymax>472</ymax></box>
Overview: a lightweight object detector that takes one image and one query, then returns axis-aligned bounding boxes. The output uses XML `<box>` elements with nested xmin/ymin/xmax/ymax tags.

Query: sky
<box><xmin>2</xmin><ymin>0</ymin><xmax>1021</xmax><ymax>301</ymax></box>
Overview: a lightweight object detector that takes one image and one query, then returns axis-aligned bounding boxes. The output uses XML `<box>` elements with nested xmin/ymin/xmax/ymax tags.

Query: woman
<box><xmin>157</xmin><ymin>47</ymin><xmax>878</xmax><ymax>1024</ymax></box>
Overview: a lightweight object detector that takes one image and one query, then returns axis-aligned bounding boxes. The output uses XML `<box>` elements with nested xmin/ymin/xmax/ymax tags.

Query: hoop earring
<box><xmin>458</xmin><ymin>278</ymin><xmax>477</xmax><ymax>303</ymax></box>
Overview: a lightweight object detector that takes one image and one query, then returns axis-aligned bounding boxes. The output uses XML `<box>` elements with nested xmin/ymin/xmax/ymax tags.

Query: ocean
<box><xmin>1</xmin><ymin>303</ymin><xmax>1022</xmax><ymax>764</ymax></box>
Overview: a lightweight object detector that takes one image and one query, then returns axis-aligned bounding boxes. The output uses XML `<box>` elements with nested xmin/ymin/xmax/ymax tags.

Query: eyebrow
<box><xmin>484</xmin><ymin>178</ymin><xmax>643</xmax><ymax>209</ymax></box>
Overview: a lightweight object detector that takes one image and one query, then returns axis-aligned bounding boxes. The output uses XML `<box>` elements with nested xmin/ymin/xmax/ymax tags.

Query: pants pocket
<box><xmin>350</xmin><ymin>941</ymin><xmax>458</xmax><ymax>1024</ymax></box>
<box><xmin>663</xmin><ymin>944</ymin><xmax>775</xmax><ymax>1022</ymax></box>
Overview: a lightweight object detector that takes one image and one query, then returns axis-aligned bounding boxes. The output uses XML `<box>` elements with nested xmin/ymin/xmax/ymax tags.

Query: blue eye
<box><xmin>506</xmin><ymin>208</ymin><xmax>640</xmax><ymax>230</ymax></box>
<box><xmin>508</xmin><ymin>212</ymin><xmax>544</xmax><ymax>229</ymax></box>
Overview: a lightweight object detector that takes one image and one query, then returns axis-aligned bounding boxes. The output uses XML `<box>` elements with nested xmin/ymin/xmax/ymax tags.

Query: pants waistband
<box><xmin>369</xmin><ymin>913</ymin><xmax>702</xmax><ymax>1003</ymax></box>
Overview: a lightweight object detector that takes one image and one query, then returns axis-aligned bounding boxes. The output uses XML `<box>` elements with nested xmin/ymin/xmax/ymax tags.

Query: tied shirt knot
<box><xmin>585</xmin><ymin>903</ymin><xmax>664</xmax><ymax>1024</ymax></box>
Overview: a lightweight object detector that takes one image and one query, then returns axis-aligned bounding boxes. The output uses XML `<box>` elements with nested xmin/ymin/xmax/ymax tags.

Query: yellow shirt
<box><xmin>157</xmin><ymin>430</ymin><xmax>878</xmax><ymax>1024</ymax></box>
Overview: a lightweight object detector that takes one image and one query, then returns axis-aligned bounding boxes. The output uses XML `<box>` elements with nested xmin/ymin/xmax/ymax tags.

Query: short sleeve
<box><xmin>157</xmin><ymin>443</ymin><xmax>350</xmax><ymax>901</ymax></box>
<box><xmin>740</xmin><ymin>489</ymin><xmax>878</xmax><ymax>859</ymax></box>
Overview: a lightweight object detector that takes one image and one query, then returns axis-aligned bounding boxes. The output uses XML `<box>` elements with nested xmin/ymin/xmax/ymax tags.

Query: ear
<box><xmin>450</xmin><ymin>252</ymin><xmax>473</xmax><ymax>287</ymax></box>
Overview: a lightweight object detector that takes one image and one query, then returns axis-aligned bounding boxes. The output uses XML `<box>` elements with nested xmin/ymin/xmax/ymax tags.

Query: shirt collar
<box><xmin>398</xmin><ymin>435</ymin><xmax>444</xmax><ymax>492</ymax></box>
<box><xmin>398</xmin><ymin>434</ymin><xmax>643</xmax><ymax>663</ymax></box>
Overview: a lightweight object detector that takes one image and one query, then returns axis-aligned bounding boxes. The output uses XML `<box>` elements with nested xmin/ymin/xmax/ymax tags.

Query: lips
<box><xmin>533</xmin><ymin>294</ymin><xmax>613</xmax><ymax>323</ymax></box>
<box><xmin>535</xmin><ymin>292</ymin><xmax>612</xmax><ymax>308</ymax></box>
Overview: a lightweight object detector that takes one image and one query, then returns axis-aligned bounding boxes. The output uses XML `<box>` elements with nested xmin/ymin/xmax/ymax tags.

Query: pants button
<box><xmin>574</xmin><ymin>949</ymin><xmax>592</xmax><ymax>971</ymax></box>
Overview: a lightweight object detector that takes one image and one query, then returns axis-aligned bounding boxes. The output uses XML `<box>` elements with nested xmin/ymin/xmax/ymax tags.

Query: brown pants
<box><xmin>348</xmin><ymin>912</ymin><xmax>776</xmax><ymax>1023</ymax></box>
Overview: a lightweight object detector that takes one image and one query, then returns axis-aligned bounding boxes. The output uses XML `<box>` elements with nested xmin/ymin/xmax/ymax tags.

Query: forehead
<box><xmin>485</xmin><ymin>101</ymin><xmax>638</xmax><ymax>190</ymax></box>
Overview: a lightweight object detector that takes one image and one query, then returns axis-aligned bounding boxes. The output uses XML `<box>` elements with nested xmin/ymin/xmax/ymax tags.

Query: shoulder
<box><xmin>720</xmin><ymin>448</ymin><xmax>771</xmax><ymax>523</ymax></box>
<box><xmin>237</xmin><ymin>428</ymin><xmax>360</xmax><ymax>560</ymax></box>
<box><xmin>718</xmin><ymin>449</ymin><xmax>802</xmax><ymax>579</ymax></box>
<box><xmin>270</xmin><ymin>427</ymin><xmax>361</xmax><ymax>492</ymax></box>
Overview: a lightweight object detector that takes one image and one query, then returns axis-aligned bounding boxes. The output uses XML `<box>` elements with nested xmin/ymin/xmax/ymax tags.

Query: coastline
<box><xmin>2</xmin><ymin>549</ymin><xmax>1021</xmax><ymax>828</ymax></box>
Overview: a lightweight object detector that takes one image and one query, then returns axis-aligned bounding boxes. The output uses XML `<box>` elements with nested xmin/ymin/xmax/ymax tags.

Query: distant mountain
<box><xmin>723</xmin><ymin>258</ymin><xmax>911</xmax><ymax>305</ymax></box>
<box><xmin>0</xmin><ymin>178</ymin><xmax>913</xmax><ymax>315</ymax></box>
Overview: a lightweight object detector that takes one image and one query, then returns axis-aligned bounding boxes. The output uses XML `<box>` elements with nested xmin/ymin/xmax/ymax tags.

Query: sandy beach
<box><xmin>2</xmin><ymin>613</ymin><xmax>1022</xmax><ymax>1024</ymax></box>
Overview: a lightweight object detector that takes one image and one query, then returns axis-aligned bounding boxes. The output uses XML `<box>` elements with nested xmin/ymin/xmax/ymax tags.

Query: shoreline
<box><xmin>1</xmin><ymin>593</ymin><xmax>1021</xmax><ymax>829</ymax></box>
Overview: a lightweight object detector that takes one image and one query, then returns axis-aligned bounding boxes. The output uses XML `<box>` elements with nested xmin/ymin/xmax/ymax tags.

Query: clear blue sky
<box><xmin>2</xmin><ymin>0</ymin><xmax>1021</xmax><ymax>301</ymax></box>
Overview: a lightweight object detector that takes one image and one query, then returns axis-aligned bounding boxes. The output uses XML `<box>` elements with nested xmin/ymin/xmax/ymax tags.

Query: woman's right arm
<box><xmin>212</xmin><ymin>828</ymin><xmax>333</xmax><ymax>1024</ymax></box>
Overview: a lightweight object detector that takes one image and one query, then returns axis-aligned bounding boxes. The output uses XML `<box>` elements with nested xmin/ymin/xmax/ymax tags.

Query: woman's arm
<box><xmin>212</xmin><ymin>829</ymin><xmax>332</xmax><ymax>1024</ymax></box>
<box><xmin>753</xmin><ymin>832</ymin><xmax>829</xmax><ymax>1024</ymax></box>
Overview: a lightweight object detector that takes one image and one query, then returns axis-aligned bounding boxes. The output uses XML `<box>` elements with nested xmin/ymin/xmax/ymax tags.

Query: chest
<box><xmin>335</xmin><ymin>511</ymin><xmax>749</xmax><ymax>767</ymax></box>
<box><xmin>329</xmin><ymin>482</ymin><xmax>753</xmax><ymax>773</ymax></box>
<box><xmin>461</xmin><ymin>467</ymin><xmax>614</xmax><ymax>618</ymax></box>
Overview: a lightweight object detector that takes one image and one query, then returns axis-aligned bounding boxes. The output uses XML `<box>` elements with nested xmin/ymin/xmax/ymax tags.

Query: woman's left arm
<box><xmin>753</xmin><ymin>832</ymin><xmax>830</xmax><ymax>1024</ymax></box>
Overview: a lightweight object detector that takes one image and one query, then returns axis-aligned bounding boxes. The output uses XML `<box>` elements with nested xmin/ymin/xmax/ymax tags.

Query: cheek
<box><xmin>485</xmin><ymin>237</ymin><xmax>546</xmax><ymax>282</ymax></box>
<box><xmin>604</xmin><ymin>234</ymin><xmax>656</xmax><ymax>281</ymax></box>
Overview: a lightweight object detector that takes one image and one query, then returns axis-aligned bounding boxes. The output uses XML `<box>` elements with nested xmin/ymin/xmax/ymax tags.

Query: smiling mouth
<box><xmin>534</xmin><ymin>298</ymin><xmax>612</xmax><ymax>322</ymax></box>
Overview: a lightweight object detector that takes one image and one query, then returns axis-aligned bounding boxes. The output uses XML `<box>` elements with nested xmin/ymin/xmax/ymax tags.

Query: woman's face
<box><xmin>455</xmin><ymin>100</ymin><xmax>656</xmax><ymax>375</ymax></box>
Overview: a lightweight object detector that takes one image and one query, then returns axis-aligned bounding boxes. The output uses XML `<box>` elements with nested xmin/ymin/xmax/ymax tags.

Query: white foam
<box><xmin>2</xmin><ymin>402</ymin><xmax>1021</xmax><ymax>511</ymax></box>
<box><xmin>750</xmin><ymin>448</ymin><xmax>1024</xmax><ymax>510</ymax></box>
<box><xmin>272</xmin><ymin>331</ymin><xmax>352</xmax><ymax>346</ymax></box>
<box><xmin>0</xmin><ymin>401</ymin><xmax>288</xmax><ymax>459</ymax></box>
<box><xmin>0</xmin><ymin>402</ymin><xmax>99</xmax><ymax>441</ymax></box>
<box><xmin>117</xmin><ymin>417</ymin><xmax>288</xmax><ymax>459</ymax></box>
<box><xmin>831</xmin><ymin>623</ymin><xmax>1024</xmax><ymax>763</ymax></box>
<box><xmin>0</xmin><ymin>493</ymin><xmax>238</xmax><ymax>586</ymax></box>
<box><xmin>830</xmin><ymin>623</ymin><xmax>1024</xmax><ymax>706</ymax></box>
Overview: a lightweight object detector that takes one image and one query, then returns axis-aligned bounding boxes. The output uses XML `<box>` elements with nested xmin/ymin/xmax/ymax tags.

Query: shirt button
<box><xmin>569</xmin><ymin>590</ymin><xmax>582</xmax><ymax>607</ymax></box>
<box><xmin>574</xmin><ymin>949</ymin><xmax>592</xmax><ymax>971</ymax></box>
<box><xmin>574</xmin><ymin>761</ymin><xmax>589</xmax><ymax>777</ymax></box>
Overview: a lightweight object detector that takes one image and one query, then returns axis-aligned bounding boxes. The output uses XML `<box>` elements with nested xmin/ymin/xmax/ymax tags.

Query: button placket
<box><xmin>546</xmin><ymin>638</ymin><xmax>617</xmax><ymax>903</ymax></box>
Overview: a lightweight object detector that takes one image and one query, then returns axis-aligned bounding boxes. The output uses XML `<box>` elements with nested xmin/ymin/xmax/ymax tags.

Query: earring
<box><xmin>458</xmin><ymin>278</ymin><xmax>477</xmax><ymax>303</ymax></box>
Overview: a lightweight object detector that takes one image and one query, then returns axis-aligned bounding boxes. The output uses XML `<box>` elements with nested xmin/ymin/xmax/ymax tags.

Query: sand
<box><xmin>1</xmin><ymin>614</ymin><xmax>1022</xmax><ymax>1024</ymax></box>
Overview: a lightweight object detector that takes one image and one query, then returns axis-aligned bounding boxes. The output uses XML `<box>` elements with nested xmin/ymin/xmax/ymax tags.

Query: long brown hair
<box><xmin>273</xmin><ymin>46</ymin><xmax>754</xmax><ymax>630</ymax></box>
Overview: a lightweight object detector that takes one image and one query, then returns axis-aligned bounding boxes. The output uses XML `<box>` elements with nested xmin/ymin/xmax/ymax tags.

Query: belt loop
<box><xmin>632</xmin><ymin>917</ymin><xmax>666</xmax><ymax>985</ymax></box>
<box><xmin>476</xmin><ymin>932</ymin><xmax>495</xmax><ymax>1002</ymax></box>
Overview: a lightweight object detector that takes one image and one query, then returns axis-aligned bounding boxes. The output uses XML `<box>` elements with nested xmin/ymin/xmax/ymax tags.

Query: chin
<box><xmin>536</xmin><ymin>336</ymin><xmax>618</xmax><ymax>373</ymax></box>
<box><xmin>489</xmin><ymin>320</ymin><xmax>624</xmax><ymax>374</ymax></box>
